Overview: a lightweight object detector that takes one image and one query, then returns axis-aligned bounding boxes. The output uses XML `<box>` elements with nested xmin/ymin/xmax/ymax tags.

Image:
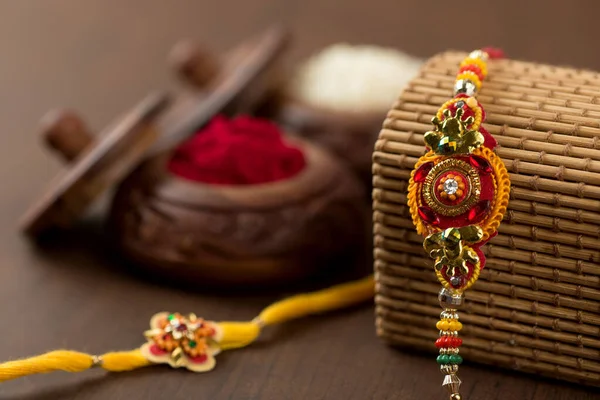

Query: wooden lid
<box><xmin>20</xmin><ymin>26</ymin><xmax>289</xmax><ymax>238</ymax></box>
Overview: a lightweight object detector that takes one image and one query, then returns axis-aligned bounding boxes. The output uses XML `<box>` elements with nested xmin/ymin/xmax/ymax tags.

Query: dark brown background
<box><xmin>1</xmin><ymin>1</ymin><xmax>599</xmax><ymax>399</ymax></box>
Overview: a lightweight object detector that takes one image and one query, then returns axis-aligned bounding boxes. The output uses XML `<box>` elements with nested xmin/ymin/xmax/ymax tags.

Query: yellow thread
<box><xmin>473</xmin><ymin>146</ymin><xmax>510</xmax><ymax>240</ymax></box>
<box><xmin>258</xmin><ymin>275</ymin><xmax>374</xmax><ymax>326</ymax></box>
<box><xmin>219</xmin><ymin>322</ymin><xmax>261</xmax><ymax>350</ymax></box>
<box><xmin>436</xmin><ymin>259</ymin><xmax>481</xmax><ymax>292</ymax></box>
<box><xmin>407</xmin><ymin>151</ymin><xmax>443</xmax><ymax>236</ymax></box>
<box><xmin>101</xmin><ymin>350</ymin><xmax>151</xmax><ymax>371</ymax></box>
<box><xmin>0</xmin><ymin>349</ymin><xmax>150</xmax><ymax>383</ymax></box>
<box><xmin>219</xmin><ymin>275</ymin><xmax>375</xmax><ymax>349</ymax></box>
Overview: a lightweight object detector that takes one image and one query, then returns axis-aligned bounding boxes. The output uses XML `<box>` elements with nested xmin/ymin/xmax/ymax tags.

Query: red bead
<box><xmin>459</xmin><ymin>64</ymin><xmax>484</xmax><ymax>81</ymax></box>
<box><xmin>435</xmin><ymin>338</ymin><xmax>444</xmax><ymax>348</ymax></box>
<box><xmin>414</xmin><ymin>162</ymin><xmax>434</xmax><ymax>182</ymax></box>
<box><xmin>454</xmin><ymin>337</ymin><xmax>463</xmax><ymax>347</ymax></box>
<box><xmin>418</xmin><ymin>206</ymin><xmax>440</xmax><ymax>226</ymax></box>
<box><xmin>469</xmin><ymin>155</ymin><xmax>492</xmax><ymax>175</ymax></box>
<box><xmin>468</xmin><ymin>200</ymin><xmax>491</xmax><ymax>222</ymax></box>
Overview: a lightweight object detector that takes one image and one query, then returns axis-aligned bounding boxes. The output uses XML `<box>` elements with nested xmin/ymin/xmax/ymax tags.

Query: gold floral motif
<box><xmin>424</xmin><ymin>108</ymin><xmax>484</xmax><ymax>155</ymax></box>
<box><xmin>424</xmin><ymin>226</ymin><xmax>483</xmax><ymax>277</ymax></box>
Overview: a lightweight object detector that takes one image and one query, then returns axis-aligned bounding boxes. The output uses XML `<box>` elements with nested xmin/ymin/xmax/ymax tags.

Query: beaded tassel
<box><xmin>437</xmin><ymin>289</ymin><xmax>464</xmax><ymax>400</ymax></box>
<box><xmin>407</xmin><ymin>48</ymin><xmax>510</xmax><ymax>400</ymax></box>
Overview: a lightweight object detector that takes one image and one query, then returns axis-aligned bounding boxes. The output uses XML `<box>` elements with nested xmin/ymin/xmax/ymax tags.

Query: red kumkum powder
<box><xmin>168</xmin><ymin>115</ymin><xmax>306</xmax><ymax>185</ymax></box>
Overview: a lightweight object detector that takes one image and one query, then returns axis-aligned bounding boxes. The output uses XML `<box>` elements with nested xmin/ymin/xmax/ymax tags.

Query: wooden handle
<box><xmin>169</xmin><ymin>39</ymin><xmax>220</xmax><ymax>88</ymax></box>
<box><xmin>40</xmin><ymin>110</ymin><xmax>94</xmax><ymax>162</ymax></box>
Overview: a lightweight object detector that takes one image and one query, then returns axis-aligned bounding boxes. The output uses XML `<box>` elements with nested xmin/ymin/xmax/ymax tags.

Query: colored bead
<box><xmin>188</xmin><ymin>340</ymin><xmax>197</xmax><ymax>348</ymax></box>
<box><xmin>414</xmin><ymin>162</ymin><xmax>434</xmax><ymax>182</ymax></box>
<box><xmin>466</xmin><ymin>97</ymin><xmax>478</xmax><ymax>109</ymax></box>
<box><xmin>449</xmin><ymin>354</ymin><xmax>463</xmax><ymax>365</ymax></box>
<box><xmin>459</xmin><ymin>64</ymin><xmax>484</xmax><ymax>82</ymax></box>
<box><xmin>437</xmin><ymin>354</ymin><xmax>450</xmax><ymax>364</ymax></box>
<box><xmin>418</xmin><ymin>206</ymin><xmax>440</xmax><ymax>226</ymax></box>
<box><xmin>435</xmin><ymin>338</ymin><xmax>445</xmax><ymax>348</ymax></box>
<box><xmin>460</xmin><ymin>57</ymin><xmax>488</xmax><ymax>77</ymax></box>
<box><xmin>449</xmin><ymin>321</ymin><xmax>463</xmax><ymax>331</ymax></box>
<box><xmin>467</xmin><ymin>200</ymin><xmax>491</xmax><ymax>222</ymax></box>
<box><xmin>453</xmin><ymin>337</ymin><xmax>463</xmax><ymax>347</ymax></box>
<box><xmin>436</xmin><ymin>320</ymin><xmax>450</xmax><ymax>331</ymax></box>
<box><xmin>454</xmin><ymin>79</ymin><xmax>477</xmax><ymax>97</ymax></box>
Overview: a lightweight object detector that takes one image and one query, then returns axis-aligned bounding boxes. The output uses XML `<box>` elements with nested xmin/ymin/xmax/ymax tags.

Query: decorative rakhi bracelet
<box><xmin>0</xmin><ymin>277</ymin><xmax>374</xmax><ymax>383</ymax></box>
<box><xmin>407</xmin><ymin>48</ymin><xmax>510</xmax><ymax>400</ymax></box>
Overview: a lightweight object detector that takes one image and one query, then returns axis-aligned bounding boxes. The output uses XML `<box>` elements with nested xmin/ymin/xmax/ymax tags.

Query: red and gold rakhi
<box><xmin>407</xmin><ymin>48</ymin><xmax>510</xmax><ymax>400</ymax></box>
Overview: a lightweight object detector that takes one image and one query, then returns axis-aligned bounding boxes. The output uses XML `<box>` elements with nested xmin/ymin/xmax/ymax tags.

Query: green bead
<box><xmin>436</xmin><ymin>354</ymin><xmax>450</xmax><ymax>365</ymax></box>
<box><xmin>449</xmin><ymin>354</ymin><xmax>463</xmax><ymax>365</ymax></box>
<box><xmin>188</xmin><ymin>340</ymin><xmax>197</xmax><ymax>348</ymax></box>
<box><xmin>167</xmin><ymin>314</ymin><xmax>176</xmax><ymax>321</ymax></box>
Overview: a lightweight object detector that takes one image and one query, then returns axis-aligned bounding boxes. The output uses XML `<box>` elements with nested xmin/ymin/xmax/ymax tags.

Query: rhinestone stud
<box><xmin>444</xmin><ymin>179</ymin><xmax>459</xmax><ymax>195</ymax></box>
<box><xmin>454</xmin><ymin>79</ymin><xmax>477</xmax><ymax>97</ymax></box>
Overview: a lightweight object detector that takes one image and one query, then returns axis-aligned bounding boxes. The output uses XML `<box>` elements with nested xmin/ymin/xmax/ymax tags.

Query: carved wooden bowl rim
<box><xmin>145</xmin><ymin>137</ymin><xmax>344</xmax><ymax>210</ymax></box>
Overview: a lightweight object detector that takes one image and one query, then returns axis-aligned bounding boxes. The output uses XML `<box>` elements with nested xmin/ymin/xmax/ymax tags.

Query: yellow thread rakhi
<box><xmin>407</xmin><ymin>48</ymin><xmax>510</xmax><ymax>400</ymax></box>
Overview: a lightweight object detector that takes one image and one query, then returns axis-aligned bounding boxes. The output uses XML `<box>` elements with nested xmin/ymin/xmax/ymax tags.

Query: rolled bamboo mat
<box><xmin>373</xmin><ymin>51</ymin><xmax>600</xmax><ymax>386</ymax></box>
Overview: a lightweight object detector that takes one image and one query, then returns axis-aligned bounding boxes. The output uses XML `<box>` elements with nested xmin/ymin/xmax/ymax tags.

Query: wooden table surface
<box><xmin>1</xmin><ymin>1</ymin><xmax>600</xmax><ymax>399</ymax></box>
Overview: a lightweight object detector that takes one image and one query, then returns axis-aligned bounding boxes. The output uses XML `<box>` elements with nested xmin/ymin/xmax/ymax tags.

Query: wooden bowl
<box><xmin>108</xmin><ymin>138</ymin><xmax>366</xmax><ymax>286</ymax></box>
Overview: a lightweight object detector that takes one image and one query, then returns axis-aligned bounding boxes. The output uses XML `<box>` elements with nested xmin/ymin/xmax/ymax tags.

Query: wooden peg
<box><xmin>40</xmin><ymin>110</ymin><xmax>94</xmax><ymax>162</ymax></box>
<box><xmin>169</xmin><ymin>39</ymin><xmax>220</xmax><ymax>88</ymax></box>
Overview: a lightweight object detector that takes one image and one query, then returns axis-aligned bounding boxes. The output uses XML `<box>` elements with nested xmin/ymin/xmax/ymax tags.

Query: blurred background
<box><xmin>2</xmin><ymin>1</ymin><xmax>600</xmax><ymax>399</ymax></box>
<box><xmin>4</xmin><ymin>0</ymin><xmax>600</xmax><ymax>205</ymax></box>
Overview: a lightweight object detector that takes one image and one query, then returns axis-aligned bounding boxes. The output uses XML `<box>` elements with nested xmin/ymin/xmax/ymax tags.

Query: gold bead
<box><xmin>450</xmin><ymin>394</ymin><xmax>462</xmax><ymax>400</ymax></box>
